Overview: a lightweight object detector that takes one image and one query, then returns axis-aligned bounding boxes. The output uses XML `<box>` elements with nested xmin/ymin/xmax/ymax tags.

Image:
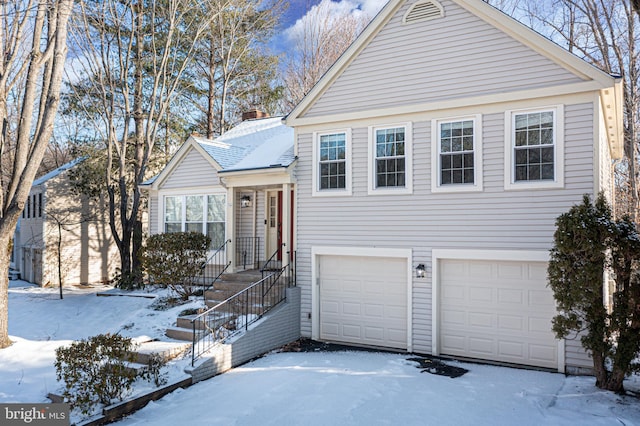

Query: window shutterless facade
<box><xmin>164</xmin><ymin>194</ymin><xmax>226</xmax><ymax>247</ymax></box>
<box><xmin>368</xmin><ymin>123</ymin><xmax>413</xmax><ymax>195</ymax></box>
<box><xmin>313</xmin><ymin>130</ymin><xmax>352</xmax><ymax>196</ymax></box>
<box><xmin>431</xmin><ymin>115</ymin><xmax>482</xmax><ymax>193</ymax></box>
<box><xmin>505</xmin><ymin>106</ymin><xmax>564</xmax><ymax>190</ymax></box>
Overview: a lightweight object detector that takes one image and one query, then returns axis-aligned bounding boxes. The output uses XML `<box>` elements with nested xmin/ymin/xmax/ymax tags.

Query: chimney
<box><xmin>242</xmin><ymin>109</ymin><xmax>269</xmax><ymax>121</ymax></box>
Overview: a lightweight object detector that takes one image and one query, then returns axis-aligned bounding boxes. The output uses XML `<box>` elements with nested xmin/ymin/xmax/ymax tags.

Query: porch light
<box><xmin>416</xmin><ymin>264</ymin><xmax>426</xmax><ymax>278</ymax></box>
<box><xmin>240</xmin><ymin>195</ymin><xmax>251</xmax><ymax>208</ymax></box>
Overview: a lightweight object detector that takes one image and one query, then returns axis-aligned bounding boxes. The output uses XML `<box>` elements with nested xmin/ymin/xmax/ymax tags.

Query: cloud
<box><xmin>283</xmin><ymin>0</ymin><xmax>388</xmax><ymax>42</ymax></box>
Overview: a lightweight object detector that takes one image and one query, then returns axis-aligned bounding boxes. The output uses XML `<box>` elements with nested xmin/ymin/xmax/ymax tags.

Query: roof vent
<box><xmin>403</xmin><ymin>0</ymin><xmax>444</xmax><ymax>24</ymax></box>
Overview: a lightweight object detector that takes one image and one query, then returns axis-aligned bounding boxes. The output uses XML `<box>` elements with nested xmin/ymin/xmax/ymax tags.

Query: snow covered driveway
<box><xmin>115</xmin><ymin>351</ymin><xmax>640</xmax><ymax>426</ymax></box>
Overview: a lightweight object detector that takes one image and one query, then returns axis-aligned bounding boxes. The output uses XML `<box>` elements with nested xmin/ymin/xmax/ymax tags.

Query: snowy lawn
<box><xmin>1</xmin><ymin>280</ymin><xmax>640</xmax><ymax>425</ymax></box>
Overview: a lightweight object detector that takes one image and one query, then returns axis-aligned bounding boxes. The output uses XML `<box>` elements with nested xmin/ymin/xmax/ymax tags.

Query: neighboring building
<box><xmin>141</xmin><ymin>115</ymin><xmax>296</xmax><ymax>272</ymax></box>
<box><xmin>284</xmin><ymin>0</ymin><xmax>623</xmax><ymax>373</ymax></box>
<box><xmin>16</xmin><ymin>159</ymin><xmax>118</xmax><ymax>286</ymax></box>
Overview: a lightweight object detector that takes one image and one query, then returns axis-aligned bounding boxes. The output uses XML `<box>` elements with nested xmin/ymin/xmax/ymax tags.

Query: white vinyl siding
<box><xmin>295</xmin><ymin>101</ymin><xmax>596</xmax><ymax>361</ymax></box>
<box><xmin>431</xmin><ymin>115</ymin><xmax>482</xmax><ymax>192</ymax></box>
<box><xmin>303</xmin><ymin>0</ymin><xmax>584</xmax><ymax>118</ymax></box>
<box><xmin>161</xmin><ymin>148</ymin><xmax>221</xmax><ymax>189</ymax></box>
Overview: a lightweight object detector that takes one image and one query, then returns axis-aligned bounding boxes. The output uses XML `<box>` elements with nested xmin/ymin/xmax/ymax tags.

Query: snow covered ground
<box><xmin>2</xmin><ymin>280</ymin><xmax>640</xmax><ymax>425</ymax></box>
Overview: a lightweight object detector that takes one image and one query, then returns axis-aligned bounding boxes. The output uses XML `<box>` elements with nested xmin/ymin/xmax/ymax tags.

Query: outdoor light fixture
<box><xmin>240</xmin><ymin>195</ymin><xmax>252</xmax><ymax>208</ymax></box>
<box><xmin>416</xmin><ymin>264</ymin><xmax>426</xmax><ymax>278</ymax></box>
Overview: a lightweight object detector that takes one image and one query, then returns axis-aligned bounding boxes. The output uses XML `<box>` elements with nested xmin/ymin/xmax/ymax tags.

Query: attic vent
<box><xmin>403</xmin><ymin>0</ymin><xmax>444</xmax><ymax>24</ymax></box>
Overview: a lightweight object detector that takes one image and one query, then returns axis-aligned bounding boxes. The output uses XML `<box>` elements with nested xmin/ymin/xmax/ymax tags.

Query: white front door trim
<box><xmin>311</xmin><ymin>246</ymin><xmax>413</xmax><ymax>352</ymax></box>
<box><xmin>431</xmin><ymin>249</ymin><xmax>564</xmax><ymax>372</ymax></box>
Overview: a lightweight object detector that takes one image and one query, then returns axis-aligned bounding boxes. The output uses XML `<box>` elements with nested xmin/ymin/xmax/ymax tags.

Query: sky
<box><xmin>275</xmin><ymin>0</ymin><xmax>388</xmax><ymax>51</ymax></box>
<box><xmin>2</xmin><ymin>279</ymin><xmax>640</xmax><ymax>425</ymax></box>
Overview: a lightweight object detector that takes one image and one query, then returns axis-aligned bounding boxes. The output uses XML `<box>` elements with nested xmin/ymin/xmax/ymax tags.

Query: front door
<box><xmin>266</xmin><ymin>191</ymin><xmax>281</xmax><ymax>261</ymax></box>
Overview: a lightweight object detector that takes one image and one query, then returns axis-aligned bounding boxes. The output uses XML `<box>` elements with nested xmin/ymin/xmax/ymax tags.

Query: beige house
<box><xmin>285</xmin><ymin>0</ymin><xmax>623</xmax><ymax>373</ymax></box>
<box><xmin>141</xmin><ymin>114</ymin><xmax>296</xmax><ymax>273</ymax></box>
<box><xmin>15</xmin><ymin>159</ymin><xmax>118</xmax><ymax>286</ymax></box>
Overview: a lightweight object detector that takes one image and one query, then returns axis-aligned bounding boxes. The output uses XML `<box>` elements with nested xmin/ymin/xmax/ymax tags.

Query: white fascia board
<box><xmin>599</xmin><ymin>79</ymin><xmax>624</xmax><ymax>160</ymax></box>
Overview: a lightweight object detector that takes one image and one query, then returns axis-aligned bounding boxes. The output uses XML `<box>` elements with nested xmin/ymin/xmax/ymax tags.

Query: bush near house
<box><xmin>54</xmin><ymin>334</ymin><xmax>138</xmax><ymax>415</ymax></box>
<box><xmin>548</xmin><ymin>194</ymin><xmax>640</xmax><ymax>393</ymax></box>
<box><xmin>139</xmin><ymin>231</ymin><xmax>210</xmax><ymax>300</ymax></box>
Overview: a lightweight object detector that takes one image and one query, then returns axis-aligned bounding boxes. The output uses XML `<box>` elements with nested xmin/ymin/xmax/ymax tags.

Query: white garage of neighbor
<box><xmin>433</xmin><ymin>250</ymin><xmax>562</xmax><ymax>371</ymax></box>
<box><xmin>312</xmin><ymin>247</ymin><xmax>412</xmax><ymax>352</ymax></box>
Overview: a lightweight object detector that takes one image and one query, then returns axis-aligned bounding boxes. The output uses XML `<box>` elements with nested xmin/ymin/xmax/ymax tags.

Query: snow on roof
<box><xmin>32</xmin><ymin>157</ymin><xmax>84</xmax><ymax>186</ymax></box>
<box><xmin>192</xmin><ymin>116</ymin><xmax>295</xmax><ymax>172</ymax></box>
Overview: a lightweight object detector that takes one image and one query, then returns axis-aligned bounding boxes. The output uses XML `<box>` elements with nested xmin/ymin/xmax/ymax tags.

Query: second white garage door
<box><xmin>439</xmin><ymin>259</ymin><xmax>558</xmax><ymax>369</ymax></box>
<box><xmin>319</xmin><ymin>255</ymin><xmax>408</xmax><ymax>349</ymax></box>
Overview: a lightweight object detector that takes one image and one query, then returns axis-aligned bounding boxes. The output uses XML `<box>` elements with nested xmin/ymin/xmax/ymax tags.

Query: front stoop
<box><xmin>165</xmin><ymin>271</ymin><xmax>263</xmax><ymax>342</ymax></box>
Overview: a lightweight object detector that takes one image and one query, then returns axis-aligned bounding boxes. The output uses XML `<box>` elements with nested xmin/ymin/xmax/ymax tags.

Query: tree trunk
<box><xmin>0</xmin><ymin>233</ymin><xmax>12</xmax><ymax>348</ymax></box>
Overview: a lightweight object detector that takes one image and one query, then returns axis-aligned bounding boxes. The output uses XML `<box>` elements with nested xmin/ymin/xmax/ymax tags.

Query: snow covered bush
<box><xmin>139</xmin><ymin>231</ymin><xmax>210</xmax><ymax>300</ymax></box>
<box><xmin>548</xmin><ymin>194</ymin><xmax>640</xmax><ymax>393</ymax></box>
<box><xmin>54</xmin><ymin>333</ymin><xmax>138</xmax><ymax>415</ymax></box>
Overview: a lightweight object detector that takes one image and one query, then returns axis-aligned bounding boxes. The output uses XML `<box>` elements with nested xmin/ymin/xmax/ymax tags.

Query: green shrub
<box><xmin>140</xmin><ymin>353</ymin><xmax>168</xmax><ymax>387</ymax></box>
<box><xmin>139</xmin><ymin>232</ymin><xmax>211</xmax><ymax>300</ymax></box>
<box><xmin>54</xmin><ymin>334</ymin><xmax>138</xmax><ymax>415</ymax></box>
<box><xmin>548</xmin><ymin>194</ymin><xmax>640</xmax><ymax>393</ymax></box>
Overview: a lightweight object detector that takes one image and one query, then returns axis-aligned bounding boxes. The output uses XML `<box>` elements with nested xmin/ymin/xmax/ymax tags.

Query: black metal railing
<box><xmin>199</xmin><ymin>239</ymin><xmax>232</xmax><ymax>297</ymax></box>
<box><xmin>235</xmin><ymin>237</ymin><xmax>261</xmax><ymax>270</ymax></box>
<box><xmin>190</xmin><ymin>261</ymin><xmax>294</xmax><ymax>366</ymax></box>
<box><xmin>261</xmin><ymin>243</ymin><xmax>286</xmax><ymax>278</ymax></box>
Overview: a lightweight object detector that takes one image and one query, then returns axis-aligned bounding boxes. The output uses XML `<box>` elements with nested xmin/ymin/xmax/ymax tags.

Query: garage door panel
<box><xmin>469</xmin><ymin>287</ymin><xmax>493</xmax><ymax>303</ymax></box>
<box><xmin>440</xmin><ymin>259</ymin><xmax>557</xmax><ymax>369</ymax></box>
<box><xmin>321</xmin><ymin>300</ymin><xmax>339</xmax><ymax>314</ymax></box>
<box><xmin>319</xmin><ymin>255</ymin><xmax>407</xmax><ymax>350</ymax></box>
<box><xmin>498</xmin><ymin>314</ymin><xmax>524</xmax><ymax>331</ymax></box>
<box><xmin>468</xmin><ymin>337</ymin><xmax>494</xmax><ymax>355</ymax></box>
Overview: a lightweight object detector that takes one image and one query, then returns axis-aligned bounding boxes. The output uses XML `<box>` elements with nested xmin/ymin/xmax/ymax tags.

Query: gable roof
<box><xmin>32</xmin><ymin>157</ymin><xmax>84</xmax><ymax>187</ymax></box>
<box><xmin>284</xmin><ymin>0</ymin><xmax>623</xmax><ymax>157</ymax></box>
<box><xmin>142</xmin><ymin>117</ymin><xmax>295</xmax><ymax>189</ymax></box>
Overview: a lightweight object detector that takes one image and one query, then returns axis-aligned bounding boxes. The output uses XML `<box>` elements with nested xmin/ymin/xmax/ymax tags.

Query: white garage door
<box><xmin>439</xmin><ymin>259</ymin><xmax>558</xmax><ymax>369</ymax></box>
<box><xmin>319</xmin><ymin>255</ymin><xmax>407</xmax><ymax>349</ymax></box>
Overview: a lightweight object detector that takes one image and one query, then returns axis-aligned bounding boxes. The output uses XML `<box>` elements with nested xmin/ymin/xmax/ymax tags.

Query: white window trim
<box><xmin>368</xmin><ymin>122</ymin><xmax>413</xmax><ymax>195</ymax></box>
<box><xmin>431</xmin><ymin>114</ymin><xmax>483</xmax><ymax>193</ymax></box>
<box><xmin>504</xmin><ymin>105</ymin><xmax>564</xmax><ymax>190</ymax></box>
<box><xmin>312</xmin><ymin>129</ymin><xmax>352</xmax><ymax>197</ymax></box>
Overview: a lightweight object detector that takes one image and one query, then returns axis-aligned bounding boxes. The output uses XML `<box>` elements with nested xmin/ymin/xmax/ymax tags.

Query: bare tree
<box><xmin>68</xmin><ymin>0</ymin><xmax>217</xmax><ymax>288</ymax></box>
<box><xmin>0</xmin><ymin>0</ymin><xmax>74</xmax><ymax>349</ymax></box>
<box><xmin>282</xmin><ymin>0</ymin><xmax>370</xmax><ymax>111</ymax></box>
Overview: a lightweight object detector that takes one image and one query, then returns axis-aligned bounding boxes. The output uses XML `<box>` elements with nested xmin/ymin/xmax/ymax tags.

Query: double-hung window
<box><xmin>431</xmin><ymin>115</ymin><xmax>482</xmax><ymax>192</ymax></box>
<box><xmin>369</xmin><ymin>123</ymin><xmax>413</xmax><ymax>194</ymax></box>
<box><xmin>313</xmin><ymin>130</ymin><xmax>352</xmax><ymax>196</ymax></box>
<box><xmin>164</xmin><ymin>194</ymin><xmax>226</xmax><ymax>248</ymax></box>
<box><xmin>505</xmin><ymin>106</ymin><xmax>564</xmax><ymax>189</ymax></box>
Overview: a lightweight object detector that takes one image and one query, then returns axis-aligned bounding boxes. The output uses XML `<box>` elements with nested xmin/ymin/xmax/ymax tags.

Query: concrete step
<box><xmin>133</xmin><ymin>341</ymin><xmax>191</xmax><ymax>364</ymax></box>
<box><xmin>220</xmin><ymin>270</ymin><xmax>263</xmax><ymax>283</ymax></box>
<box><xmin>165</xmin><ymin>326</ymin><xmax>201</xmax><ymax>341</ymax></box>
